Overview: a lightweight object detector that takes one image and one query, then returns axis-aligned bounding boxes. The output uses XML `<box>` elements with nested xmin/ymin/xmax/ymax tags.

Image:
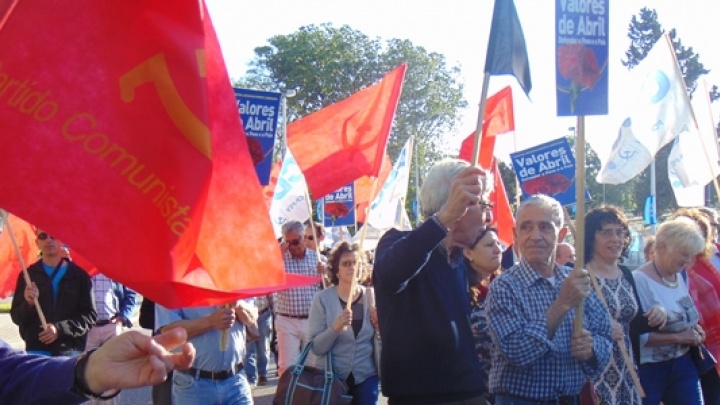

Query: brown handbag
<box><xmin>580</xmin><ymin>380</ymin><xmax>600</xmax><ymax>405</ymax></box>
<box><xmin>273</xmin><ymin>341</ymin><xmax>352</xmax><ymax>405</ymax></box>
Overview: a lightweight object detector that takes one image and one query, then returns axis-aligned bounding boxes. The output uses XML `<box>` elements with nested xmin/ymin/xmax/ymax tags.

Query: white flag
<box><xmin>597</xmin><ymin>34</ymin><xmax>692</xmax><ymax>184</ymax></box>
<box><xmin>268</xmin><ymin>151</ymin><xmax>310</xmax><ymax>237</ymax></box>
<box><xmin>367</xmin><ymin>137</ymin><xmax>413</xmax><ymax>229</ymax></box>
<box><xmin>669</xmin><ymin>81</ymin><xmax>720</xmax><ymax>206</ymax></box>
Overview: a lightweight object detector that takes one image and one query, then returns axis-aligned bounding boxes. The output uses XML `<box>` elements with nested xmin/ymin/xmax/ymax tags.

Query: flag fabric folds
<box><xmin>0</xmin><ymin>1</ymin><xmax>294</xmax><ymax>308</ymax></box>
<box><xmin>597</xmin><ymin>35</ymin><xmax>693</xmax><ymax>185</ymax></box>
<box><xmin>268</xmin><ymin>151</ymin><xmax>311</xmax><ymax>238</ymax></box>
<box><xmin>485</xmin><ymin>0</ymin><xmax>532</xmax><ymax>96</ymax></box>
<box><xmin>458</xmin><ymin>87</ymin><xmax>516</xmax><ymax>246</ymax></box>
<box><xmin>367</xmin><ymin>137</ymin><xmax>413</xmax><ymax>230</ymax></box>
<box><xmin>354</xmin><ymin>154</ymin><xmax>392</xmax><ymax>225</ymax></box>
<box><xmin>287</xmin><ymin>64</ymin><xmax>407</xmax><ymax>198</ymax></box>
<box><xmin>668</xmin><ymin>81</ymin><xmax>720</xmax><ymax>206</ymax></box>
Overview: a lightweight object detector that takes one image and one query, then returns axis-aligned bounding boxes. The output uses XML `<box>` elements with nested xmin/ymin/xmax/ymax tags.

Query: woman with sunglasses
<box><xmin>307</xmin><ymin>241</ymin><xmax>379</xmax><ymax>405</ymax></box>
<box><xmin>462</xmin><ymin>227</ymin><xmax>502</xmax><ymax>404</ymax></box>
<box><xmin>584</xmin><ymin>206</ymin><xmax>666</xmax><ymax>405</ymax></box>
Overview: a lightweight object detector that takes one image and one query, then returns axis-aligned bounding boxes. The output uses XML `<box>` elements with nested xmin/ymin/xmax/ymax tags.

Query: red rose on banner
<box><xmin>246</xmin><ymin>137</ymin><xmax>264</xmax><ymax>166</ymax></box>
<box><xmin>558</xmin><ymin>44</ymin><xmax>601</xmax><ymax>113</ymax></box>
<box><xmin>325</xmin><ymin>202</ymin><xmax>350</xmax><ymax>219</ymax></box>
<box><xmin>523</xmin><ymin>173</ymin><xmax>573</xmax><ymax>196</ymax></box>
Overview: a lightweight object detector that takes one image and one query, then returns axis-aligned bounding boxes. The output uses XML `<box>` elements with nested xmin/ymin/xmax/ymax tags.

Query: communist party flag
<box><xmin>0</xmin><ymin>1</ymin><xmax>314</xmax><ymax>308</ymax></box>
<box><xmin>459</xmin><ymin>86</ymin><xmax>515</xmax><ymax>246</ymax></box>
<box><xmin>287</xmin><ymin>64</ymin><xmax>406</xmax><ymax>199</ymax></box>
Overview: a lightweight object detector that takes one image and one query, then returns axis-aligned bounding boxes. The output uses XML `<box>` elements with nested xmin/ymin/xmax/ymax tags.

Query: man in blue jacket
<box><xmin>373</xmin><ymin>159</ymin><xmax>493</xmax><ymax>405</ymax></box>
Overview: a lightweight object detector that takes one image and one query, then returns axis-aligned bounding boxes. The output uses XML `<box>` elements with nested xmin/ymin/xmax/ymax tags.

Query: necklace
<box><xmin>652</xmin><ymin>261</ymin><xmax>678</xmax><ymax>288</ymax></box>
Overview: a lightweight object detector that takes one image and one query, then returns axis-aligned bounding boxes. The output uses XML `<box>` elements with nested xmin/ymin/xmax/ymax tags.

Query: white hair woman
<box><xmin>632</xmin><ymin>217</ymin><xmax>707</xmax><ymax>405</ymax></box>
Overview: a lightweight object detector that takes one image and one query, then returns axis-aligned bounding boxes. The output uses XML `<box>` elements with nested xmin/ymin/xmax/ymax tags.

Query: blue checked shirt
<box><xmin>486</xmin><ymin>260</ymin><xmax>612</xmax><ymax>400</ymax></box>
<box><xmin>274</xmin><ymin>249</ymin><xmax>321</xmax><ymax>317</ymax></box>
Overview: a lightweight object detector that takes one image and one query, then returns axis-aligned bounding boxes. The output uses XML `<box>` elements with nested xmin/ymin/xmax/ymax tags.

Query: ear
<box><xmin>558</xmin><ymin>226</ymin><xmax>568</xmax><ymax>242</ymax></box>
<box><xmin>462</xmin><ymin>247</ymin><xmax>473</xmax><ymax>261</ymax></box>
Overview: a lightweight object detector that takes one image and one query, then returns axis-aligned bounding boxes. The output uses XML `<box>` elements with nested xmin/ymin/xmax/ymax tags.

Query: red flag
<box><xmin>0</xmin><ymin>1</ymin><xmax>305</xmax><ymax>308</ymax></box>
<box><xmin>458</xmin><ymin>86</ymin><xmax>515</xmax><ymax>246</ymax></box>
<box><xmin>0</xmin><ymin>213</ymin><xmax>36</xmax><ymax>298</ymax></box>
<box><xmin>355</xmin><ymin>154</ymin><xmax>392</xmax><ymax>224</ymax></box>
<box><xmin>287</xmin><ymin>64</ymin><xmax>406</xmax><ymax>198</ymax></box>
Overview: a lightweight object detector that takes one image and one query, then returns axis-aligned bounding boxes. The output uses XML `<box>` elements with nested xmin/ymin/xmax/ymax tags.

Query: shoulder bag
<box><xmin>272</xmin><ymin>341</ymin><xmax>352</xmax><ymax>405</ymax></box>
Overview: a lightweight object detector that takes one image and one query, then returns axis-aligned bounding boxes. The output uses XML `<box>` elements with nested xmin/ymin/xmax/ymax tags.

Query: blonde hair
<box><xmin>656</xmin><ymin>217</ymin><xmax>705</xmax><ymax>258</ymax></box>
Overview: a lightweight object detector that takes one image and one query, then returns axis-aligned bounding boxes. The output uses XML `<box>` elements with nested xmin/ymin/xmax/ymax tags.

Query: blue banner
<box><xmin>555</xmin><ymin>0</ymin><xmax>609</xmax><ymax>116</ymax></box>
<box><xmin>323</xmin><ymin>183</ymin><xmax>355</xmax><ymax>227</ymax></box>
<box><xmin>644</xmin><ymin>195</ymin><xmax>657</xmax><ymax>225</ymax></box>
<box><xmin>234</xmin><ymin>88</ymin><xmax>281</xmax><ymax>185</ymax></box>
<box><xmin>510</xmin><ymin>137</ymin><xmax>589</xmax><ymax>206</ymax></box>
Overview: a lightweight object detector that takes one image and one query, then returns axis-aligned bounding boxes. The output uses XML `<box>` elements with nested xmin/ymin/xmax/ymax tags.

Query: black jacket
<box><xmin>10</xmin><ymin>259</ymin><xmax>96</xmax><ymax>355</ymax></box>
<box><xmin>373</xmin><ymin>220</ymin><xmax>484</xmax><ymax>404</ymax></box>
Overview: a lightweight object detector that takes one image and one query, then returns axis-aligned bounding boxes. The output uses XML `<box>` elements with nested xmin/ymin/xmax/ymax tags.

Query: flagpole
<box><xmin>414</xmin><ymin>135</ymin><xmax>422</xmax><ymax>227</ymax></box>
<box><xmin>348</xmin><ymin>177</ymin><xmax>380</xmax><ymax>312</ymax></box>
<box><xmin>303</xmin><ymin>193</ymin><xmax>328</xmax><ymax>289</ymax></box>
<box><xmin>0</xmin><ymin>209</ymin><xmax>48</xmax><ymax>330</ymax></box>
<box><xmin>572</xmin><ymin>116</ymin><xmax>586</xmax><ymax>334</ymax></box>
<box><xmin>471</xmin><ymin>72</ymin><xmax>492</xmax><ymax>168</ymax></box>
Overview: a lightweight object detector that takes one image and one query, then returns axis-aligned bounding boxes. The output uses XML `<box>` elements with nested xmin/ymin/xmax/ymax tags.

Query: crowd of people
<box><xmin>3</xmin><ymin>158</ymin><xmax>720</xmax><ymax>405</ymax></box>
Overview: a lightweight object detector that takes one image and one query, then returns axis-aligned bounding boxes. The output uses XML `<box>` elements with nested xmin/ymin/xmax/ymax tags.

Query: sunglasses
<box><xmin>37</xmin><ymin>232</ymin><xmax>56</xmax><ymax>241</ymax></box>
<box><xmin>285</xmin><ymin>239</ymin><xmax>302</xmax><ymax>246</ymax></box>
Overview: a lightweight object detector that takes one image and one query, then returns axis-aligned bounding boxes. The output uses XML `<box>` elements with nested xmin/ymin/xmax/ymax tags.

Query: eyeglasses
<box><xmin>597</xmin><ymin>228</ymin><xmax>627</xmax><ymax>239</ymax></box>
<box><xmin>340</xmin><ymin>260</ymin><xmax>358</xmax><ymax>267</ymax></box>
<box><xmin>305</xmin><ymin>235</ymin><xmax>315</xmax><ymax>241</ymax></box>
<box><xmin>285</xmin><ymin>239</ymin><xmax>302</xmax><ymax>246</ymax></box>
<box><xmin>37</xmin><ymin>232</ymin><xmax>55</xmax><ymax>241</ymax></box>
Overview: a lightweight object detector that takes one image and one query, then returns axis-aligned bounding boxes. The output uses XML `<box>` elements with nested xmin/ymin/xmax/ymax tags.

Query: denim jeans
<box><xmin>172</xmin><ymin>369</ymin><xmax>253</xmax><ymax>405</ymax></box>
<box><xmin>348</xmin><ymin>374</ymin><xmax>379</xmax><ymax>405</ymax></box>
<box><xmin>244</xmin><ymin>309</ymin><xmax>273</xmax><ymax>383</ymax></box>
<box><xmin>639</xmin><ymin>352</ymin><xmax>703</xmax><ymax>405</ymax></box>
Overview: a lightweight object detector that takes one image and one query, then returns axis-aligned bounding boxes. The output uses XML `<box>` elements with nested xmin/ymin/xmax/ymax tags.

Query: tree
<box><xmin>240</xmin><ymin>23</ymin><xmax>467</xmax><ymax>169</ymax></box>
<box><xmin>623</xmin><ymin>8</ymin><xmax>718</xmax><ymax>215</ymax></box>
<box><xmin>623</xmin><ymin>8</ymin><xmax>710</xmax><ymax>97</ymax></box>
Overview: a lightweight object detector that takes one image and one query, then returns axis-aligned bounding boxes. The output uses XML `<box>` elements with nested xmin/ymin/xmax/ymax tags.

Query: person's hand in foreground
<box><xmin>84</xmin><ymin>327</ymin><xmax>195</xmax><ymax>395</ymax></box>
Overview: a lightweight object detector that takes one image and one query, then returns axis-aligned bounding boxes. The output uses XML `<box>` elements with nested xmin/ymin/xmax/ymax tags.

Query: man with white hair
<box><xmin>486</xmin><ymin>194</ymin><xmax>612</xmax><ymax>404</ymax></box>
<box><xmin>373</xmin><ymin>159</ymin><xmax>493</xmax><ymax>404</ymax></box>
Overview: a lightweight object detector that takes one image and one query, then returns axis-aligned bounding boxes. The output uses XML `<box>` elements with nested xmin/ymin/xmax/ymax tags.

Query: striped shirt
<box><xmin>486</xmin><ymin>260</ymin><xmax>612</xmax><ymax>400</ymax></box>
<box><xmin>274</xmin><ymin>249</ymin><xmax>321</xmax><ymax>317</ymax></box>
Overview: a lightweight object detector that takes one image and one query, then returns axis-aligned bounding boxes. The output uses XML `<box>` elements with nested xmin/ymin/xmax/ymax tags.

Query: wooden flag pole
<box><xmin>304</xmin><ymin>190</ymin><xmax>328</xmax><ymax>289</ymax></box>
<box><xmin>347</xmin><ymin>176</ymin><xmax>380</xmax><ymax>311</ymax></box>
<box><xmin>219</xmin><ymin>302</ymin><xmax>232</xmax><ymax>351</ymax></box>
<box><xmin>572</xmin><ymin>116</ymin><xmax>586</xmax><ymax>334</ymax></box>
<box><xmin>0</xmin><ymin>209</ymin><xmax>48</xmax><ymax>329</ymax></box>
<box><xmin>471</xmin><ymin>72</ymin><xmax>492</xmax><ymax>168</ymax></box>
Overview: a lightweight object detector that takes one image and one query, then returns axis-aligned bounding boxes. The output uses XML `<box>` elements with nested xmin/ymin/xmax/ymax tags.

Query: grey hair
<box><xmin>656</xmin><ymin>217</ymin><xmax>705</xmax><ymax>257</ymax></box>
<box><xmin>516</xmin><ymin>194</ymin><xmax>564</xmax><ymax>228</ymax></box>
<box><xmin>419</xmin><ymin>158</ymin><xmax>494</xmax><ymax>219</ymax></box>
<box><xmin>281</xmin><ymin>220</ymin><xmax>305</xmax><ymax>236</ymax></box>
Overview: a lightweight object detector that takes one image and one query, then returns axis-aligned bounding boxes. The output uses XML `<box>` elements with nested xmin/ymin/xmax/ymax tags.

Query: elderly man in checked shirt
<box><xmin>275</xmin><ymin>220</ymin><xmax>324</xmax><ymax>376</ymax></box>
<box><xmin>487</xmin><ymin>195</ymin><xmax>612</xmax><ymax>405</ymax></box>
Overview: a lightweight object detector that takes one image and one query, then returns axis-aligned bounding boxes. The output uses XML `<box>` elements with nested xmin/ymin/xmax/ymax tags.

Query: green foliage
<box><xmin>240</xmin><ymin>23</ymin><xmax>467</xmax><ymax>171</ymax></box>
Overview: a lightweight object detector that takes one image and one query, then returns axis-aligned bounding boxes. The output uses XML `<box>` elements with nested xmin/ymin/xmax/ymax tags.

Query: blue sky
<box><xmin>206</xmin><ymin>0</ymin><xmax>720</xmax><ymax>163</ymax></box>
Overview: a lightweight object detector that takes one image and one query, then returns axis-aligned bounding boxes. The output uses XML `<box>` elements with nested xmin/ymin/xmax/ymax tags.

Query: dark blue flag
<box><xmin>485</xmin><ymin>0</ymin><xmax>532</xmax><ymax>97</ymax></box>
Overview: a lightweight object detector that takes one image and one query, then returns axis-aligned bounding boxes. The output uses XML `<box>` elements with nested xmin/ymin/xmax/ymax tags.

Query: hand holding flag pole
<box><xmin>0</xmin><ymin>209</ymin><xmax>48</xmax><ymax>330</ymax></box>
